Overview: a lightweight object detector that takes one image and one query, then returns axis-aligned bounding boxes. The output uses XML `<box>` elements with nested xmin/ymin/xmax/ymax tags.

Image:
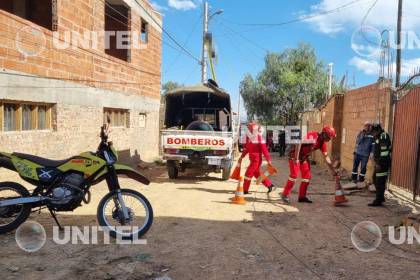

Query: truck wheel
<box><xmin>222</xmin><ymin>167</ymin><xmax>231</xmax><ymax>180</ymax></box>
<box><xmin>167</xmin><ymin>161</ymin><xmax>179</xmax><ymax>179</ymax></box>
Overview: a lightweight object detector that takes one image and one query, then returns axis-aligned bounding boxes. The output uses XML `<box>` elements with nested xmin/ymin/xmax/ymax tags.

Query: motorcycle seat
<box><xmin>13</xmin><ymin>153</ymin><xmax>71</xmax><ymax>167</ymax></box>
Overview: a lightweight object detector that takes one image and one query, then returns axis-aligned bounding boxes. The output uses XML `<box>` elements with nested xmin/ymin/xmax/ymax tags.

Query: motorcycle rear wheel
<box><xmin>0</xmin><ymin>182</ymin><xmax>32</xmax><ymax>234</ymax></box>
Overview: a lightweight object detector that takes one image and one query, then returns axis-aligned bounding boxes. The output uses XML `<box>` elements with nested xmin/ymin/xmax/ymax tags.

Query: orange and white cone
<box><xmin>230</xmin><ymin>162</ymin><xmax>241</xmax><ymax>180</ymax></box>
<box><xmin>256</xmin><ymin>164</ymin><xmax>278</xmax><ymax>185</ymax></box>
<box><xmin>231</xmin><ymin>177</ymin><xmax>246</xmax><ymax>205</ymax></box>
<box><xmin>334</xmin><ymin>175</ymin><xmax>348</xmax><ymax>206</ymax></box>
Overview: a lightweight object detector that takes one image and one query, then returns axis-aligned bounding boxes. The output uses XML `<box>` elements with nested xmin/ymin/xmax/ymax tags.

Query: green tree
<box><xmin>240</xmin><ymin>43</ymin><xmax>336</xmax><ymax>125</ymax></box>
<box><xmin>162</xmin><ymin>81</ymin><xmax>183</xmax><ymax>95</ymax></box>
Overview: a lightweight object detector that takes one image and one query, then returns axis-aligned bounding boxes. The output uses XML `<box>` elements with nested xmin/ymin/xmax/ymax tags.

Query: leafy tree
<box><xmin>240</xmin><ymin>43</ymin><xmax>337</xmax><ymax>125</ymax></box>
<box><xmin>162</xmin><ymin>81</ymin><xmax>183</xmax><ymax>95</ymax></box>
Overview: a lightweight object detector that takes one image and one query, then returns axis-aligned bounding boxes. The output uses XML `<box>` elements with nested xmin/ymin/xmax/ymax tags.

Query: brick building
<box><xmin>0</xmin><ymin>0</ymin><xmax>162</xmax><ymax>165</ymax></box>
<box><xmin>302</xmin><ymin>80</ymin><xmax>392</xmax><ymax>181</ymax></box>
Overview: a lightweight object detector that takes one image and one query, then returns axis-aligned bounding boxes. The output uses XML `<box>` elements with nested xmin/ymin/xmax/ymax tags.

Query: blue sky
<box><xmin>151</xmin><ymin>0</ymin><xmax>420</xmax><ymax>111</ymax></box>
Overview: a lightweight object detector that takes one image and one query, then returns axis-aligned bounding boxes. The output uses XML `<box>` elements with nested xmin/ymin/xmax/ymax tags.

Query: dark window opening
<box><xmin>105</xmin><ymin>0</ymin><xmax>131</xmax><ymax>62</ymax></box>
<box><xmin>141</xmin><ymin>18</ymin><xmax>148</xmax><ymax>43</ymax></box>
<box><xmin>0</xmin><ymin>0</ymin><xmax>53</xmax><ymax>30</ymax></box>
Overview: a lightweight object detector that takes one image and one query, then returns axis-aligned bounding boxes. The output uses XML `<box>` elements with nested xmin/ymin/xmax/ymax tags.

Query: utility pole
<box><xmin>201</xmin><ymin>1</ymin><xmax>209</xmax><ymax>84</ymax></box>
<box><xmin>395</xmin><ymin>0</ymin><xmax>403</xmax><ymax>88</ymax></box>
<box><xmin>328</xmin><ymin>63</ymin><xmax>334</xmax><ymax>99</ymax></box>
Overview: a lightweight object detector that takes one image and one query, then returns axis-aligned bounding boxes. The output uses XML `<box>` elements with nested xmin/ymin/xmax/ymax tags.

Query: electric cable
<box><xmin>222</xmin><ymin>0</ymin><xmax>367</xmax><ymax>27</ymax></box>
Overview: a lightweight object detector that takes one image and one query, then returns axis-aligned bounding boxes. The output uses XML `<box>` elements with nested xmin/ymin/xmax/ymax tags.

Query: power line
<box><xmin>132</xmin><ymin>0</ymin><xmax>202</xmax><ymax>64</ymax></box>
<box><xmin>100</xmin><ymin>0</ymin><xmax>201</xmax><ymax>64</ymax></box>
<box><xmin>359</xmin><ymin>0</ymin><xmax>381</xmax><ymax>46</ymax></box>
<box><xmin>164</xmin><ymin>13</ymin><xmax>202</xmax><ymax>75</ymax></box>
<box><xmin>222</xmin><ymin>0</ymin><xmax>367</xmax><ymax>27</ymax></box>
<box><xmin>361</xmin><ymin>0</ymin><xmax>380</xmax><ymax>28</ymax></box>
<box><xmin>218</xmin><ymin>21</ymin><xmax>269</xmax><ymax>53</ymax></box>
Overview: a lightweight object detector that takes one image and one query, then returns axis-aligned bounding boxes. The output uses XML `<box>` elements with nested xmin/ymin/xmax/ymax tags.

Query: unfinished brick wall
<box><xmin>302</xmin><ymin>81</ymin><xmax>392</xmax><ymax>181</ymax></box>
<box><xmin>340</xmin><ymin>82</ymin><xmax>392</xmax><ymax>178</ymax></box>
<box><xmin>301</xmin><ymin>94</ymin><xmax>344</xmax><ymax>165</ymax></box>
<box><xmin>0</xmin><ymin>0</ymin><xmax>162</xmax><ymax>100</ymax></box>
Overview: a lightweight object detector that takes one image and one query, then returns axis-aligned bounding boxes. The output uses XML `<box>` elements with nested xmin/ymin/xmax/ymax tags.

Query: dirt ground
<box><xmin>1</xmin><ymin>155</ymin><xmax>420</xmax><ymax>280</ymax></box>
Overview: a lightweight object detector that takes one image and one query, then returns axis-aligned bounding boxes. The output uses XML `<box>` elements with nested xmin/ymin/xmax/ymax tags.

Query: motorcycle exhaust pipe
<box><xmin>0</xmin><ymin>196</ymin><xmax>51</xmax><ymax>207</ymax></box>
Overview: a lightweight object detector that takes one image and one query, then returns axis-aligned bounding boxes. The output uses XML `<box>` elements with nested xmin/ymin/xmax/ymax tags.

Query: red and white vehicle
<box><xmin>160</xmin><ymin>83</ymin><xmax>234</xmax><ymax>180</ymax></box>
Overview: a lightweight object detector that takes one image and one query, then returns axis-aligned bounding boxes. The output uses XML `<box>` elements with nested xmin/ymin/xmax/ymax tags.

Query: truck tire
<box><xmin>222</xmin><ymin>166</ymin><xmax>231</xmax><ymax>180</ymax></box>
<box><xmin>167</xmin><ymin>161</ymin><xmax>179</xmax><ymax>179</ymax></box>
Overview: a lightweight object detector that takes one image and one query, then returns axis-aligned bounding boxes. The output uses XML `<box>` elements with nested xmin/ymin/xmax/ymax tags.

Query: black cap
<box><xmin>371</xmin><ymin>123</ymin><xmax>383</xmax><ymax>132</ymax></box>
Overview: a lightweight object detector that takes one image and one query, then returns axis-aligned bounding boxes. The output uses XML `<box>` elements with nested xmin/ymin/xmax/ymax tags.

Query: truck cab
<box><xmin>161</xmin><ymin>82</ymin><xmax>234</xmax><ymax>180</ymax></box>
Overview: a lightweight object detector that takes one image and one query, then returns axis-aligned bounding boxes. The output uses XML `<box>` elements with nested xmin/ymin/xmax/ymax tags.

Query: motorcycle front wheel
<box><xmin>97</xmin><ymin>189</ymin><xmax>153</xmax><ymax>240</ymax></box>
<box><xmin>0</xmin><ymin>182</ymin><xmax>32</xmax><ymax>234</ymax></box>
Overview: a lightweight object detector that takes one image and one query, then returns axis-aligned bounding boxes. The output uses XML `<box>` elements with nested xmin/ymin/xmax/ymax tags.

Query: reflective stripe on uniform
<box><xmin>301</xmin><ymin>178</ymin><xmax>310</xmax><ymax>183</ymax></box>
<box><xmin>380</xmin><ymin>151</ymin><xmax>390</xmax><ymax>157</ymax></box>
<box><xmin>376</xmin><ymin>172</ymin><xmax>388</xmax><ymax>177</ymax></box>
<box><xmin>381</xmin><ymin>146</ymin><xmax>388</xmax><ymax>150</ymax></box>
<box><xmin>352</xmin><ymin>172</ymin><xmax>358</xmax><ymax>175</ymax></box>
<box><xmin>288</xmin><ymin>177</ymin><xmax>296</xmax><ymax>181</ymax></box>
<box><xmin>244</xmin><ymin>176</ymin><xmax>252</xmax><ymax>181</ymax></box>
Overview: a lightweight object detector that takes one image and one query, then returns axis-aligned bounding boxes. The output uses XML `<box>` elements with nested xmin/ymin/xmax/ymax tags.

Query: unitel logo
<box><xmin>351</xmin><ymin>220</ymin><xmax>420</xmax><ymax>252</ymax></box>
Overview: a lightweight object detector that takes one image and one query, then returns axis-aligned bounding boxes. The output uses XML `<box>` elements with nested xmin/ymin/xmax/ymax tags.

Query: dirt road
<box><xmin>1</xmin><ymin>155</ymin><xmax>420</xmax><ymax>280</ymax></box>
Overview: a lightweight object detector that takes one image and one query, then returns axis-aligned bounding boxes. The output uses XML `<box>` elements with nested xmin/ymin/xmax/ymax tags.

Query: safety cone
<box><xmin>334</xmin><ymin>175</ymin><xmax>348</xmax><ymax>206</ymax></box>
<box><xmin>230</xmin><ymin>162</ymin><xmax>241</xmax><ymax>180</ymax></box>
<box><xmin>256</xmin><ymin>164</ymin><xmax>278</xmax><ymax>185</ymax></box>
<box><xmin>231</xmin><ymin>177</ymin><xmax>246</xmax><ymax>205</ymax></box>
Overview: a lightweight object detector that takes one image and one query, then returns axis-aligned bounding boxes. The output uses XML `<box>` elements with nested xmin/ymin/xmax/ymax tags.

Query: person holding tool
<box><xmin>281</xmin><ymin>125</ymin><xmax>337</xmax><ymax>204</ymax></box>
<box><xmin>238</xmin><ymin>122</ymin><xmax>275</xmax><ymax>194</ymax></box>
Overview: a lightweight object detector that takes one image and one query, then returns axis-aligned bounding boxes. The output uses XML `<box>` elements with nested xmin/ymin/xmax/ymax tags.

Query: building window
<box><xmin>104</xmin><ymin>0</ymin><xmax>131</xmax><ymax>62</ymax></box>
<box><xmin>139</xmin><ymin>113</ymin><xmax>146</xmax><ymax>128</ymax></box>
<box><xmin>37</xmin><ymin>105</ymin><xmax>48</xmax><ymax>130</ymax></box>
<box><xmin>141</xmin><ymin>18</ymin><xmax>149</xmax><ymax>43</ymax></box>
<box><xmin>1</xmin><ymin>102</ymin><xmax>53</xmax><ymax>132</ymax></box>
<box><xmin>104</xmin><ymin>108</ymin><xmax>129</xmax><ymax>128</ymax></box>
<box><xmin>4</xmin><ymin>104</ymin><xmax>18</xmax><ymax>132</ymax></box>
<box><xmin>0</xmin><ymin>0</ymin><xmax>54</xmax><ymax>30</ymax></box>
<box><xmin>22</xmin><ymin>104</ymin><xmax>33</xmax><ymax>131</ymax></box>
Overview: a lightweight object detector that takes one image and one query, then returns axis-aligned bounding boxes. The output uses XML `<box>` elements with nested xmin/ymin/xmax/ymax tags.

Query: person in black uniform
<box><xmin>278</xmin><ymin>130</ymin><xmax>286</xmax><ymax>157</ymax></box>
<box><xmin>368</xmin><ymin>123</ymin><xmax>392</xmax><ymax>207</ymax></box>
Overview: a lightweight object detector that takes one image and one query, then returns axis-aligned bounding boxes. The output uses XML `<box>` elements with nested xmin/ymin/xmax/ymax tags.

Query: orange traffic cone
<box><xmin>334</xmin><ymin>175</ymin><xmax>348</xmax><ymax>206</ymax></box>
<box><xmin>231</xmin><ymin>177</ymin><xmax>246</xmax><ymax>205</ymax></box>
<box><xmin>230</xmin><ymin>162</ymin><xmax>241</xmax><ymax>180</ymax></box>
<box><xmin>256</xmin><ymin>164</ymin><xmax>278</xmax><ymax>185</ymax></box>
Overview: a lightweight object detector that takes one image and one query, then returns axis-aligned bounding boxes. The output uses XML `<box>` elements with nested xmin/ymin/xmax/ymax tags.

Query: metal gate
<box><xmin>390</xmin><ymin>86</ymin><xmax>420</xmax><ymax>196</ymax></box>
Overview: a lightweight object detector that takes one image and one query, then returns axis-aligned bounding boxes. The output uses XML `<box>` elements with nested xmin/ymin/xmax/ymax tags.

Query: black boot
<box><xmin>298</xmin><ymin>197</ymin><xmax>313</xmax><ymax>203</ymax></box>
<box><xmin>267</xmin><ymin>184</ymin><xmax>276</xmax><ymax>194</ymax></box>
<box><xmin>368</xmin><ymin>200</ymin><xmax>383</xmax><ymax>207</ymax></box>
<box><xmin>281</xmin><ymin>195</ymin><xmax>290</xmax><ymax>204</ymax></box>
<box><xmin>244</xmin><ymin>190</ymin><xmax>250</xmax><ymax>195</ymax></box>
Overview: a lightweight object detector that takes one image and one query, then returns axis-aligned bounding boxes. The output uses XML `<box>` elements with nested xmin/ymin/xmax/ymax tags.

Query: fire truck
<box><xmin>160</xmin><ymin>82</ymin><xmax>235</xmax><ymax>180</ymax></box>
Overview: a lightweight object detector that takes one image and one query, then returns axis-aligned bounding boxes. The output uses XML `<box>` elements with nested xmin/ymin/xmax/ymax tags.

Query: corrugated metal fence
<box><xmin>390</xmin><ymin>87</ymin><xmax>420</xmax><ymax>194</ymax></box>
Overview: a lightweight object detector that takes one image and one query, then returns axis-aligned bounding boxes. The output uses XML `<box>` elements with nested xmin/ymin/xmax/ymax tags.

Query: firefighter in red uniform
<box><xmin>281</xmin><ymin>125</ymin><xmax>337</xmax><ymax>204</ymax></box>
<box><xmin>238</xmin><ymin>122</ymin><xmax>275</xmax><ymax>194</ymax></box>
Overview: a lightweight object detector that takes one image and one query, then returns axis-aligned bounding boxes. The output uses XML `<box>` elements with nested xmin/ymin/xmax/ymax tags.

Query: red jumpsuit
<box><xmin>282</xmin><ymin>131</ymin><xmax>328</xmax><ymax>198</ymax></box>
<box><xmin>241</xmin><ymin>133</ymin><xmax>272</xmax><ymax>192</ymax></box>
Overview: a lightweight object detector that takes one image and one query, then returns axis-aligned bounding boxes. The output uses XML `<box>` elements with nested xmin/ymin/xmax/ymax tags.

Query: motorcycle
<box><xmin>0</xmin><ymin>118</ymin><xmax>153</xmax><ymax>239</ymax></box>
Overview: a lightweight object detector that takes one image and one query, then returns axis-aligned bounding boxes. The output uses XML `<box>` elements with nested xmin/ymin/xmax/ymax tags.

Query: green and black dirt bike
<box><xmin>0</xmin><ymin>120</ymin><xmax>153</xmax><ymax>239</ymax></box>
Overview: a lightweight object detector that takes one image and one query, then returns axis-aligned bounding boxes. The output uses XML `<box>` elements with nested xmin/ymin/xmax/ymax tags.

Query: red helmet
<box><xmin>247</xmin><ymin>122</ymin><xmax>259</xmax><ymax>132</ymax></box>
<box><xmin>322</xmin><ymin>125</ymin><xmax>336</xmax><ymax>138</ymax></box>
